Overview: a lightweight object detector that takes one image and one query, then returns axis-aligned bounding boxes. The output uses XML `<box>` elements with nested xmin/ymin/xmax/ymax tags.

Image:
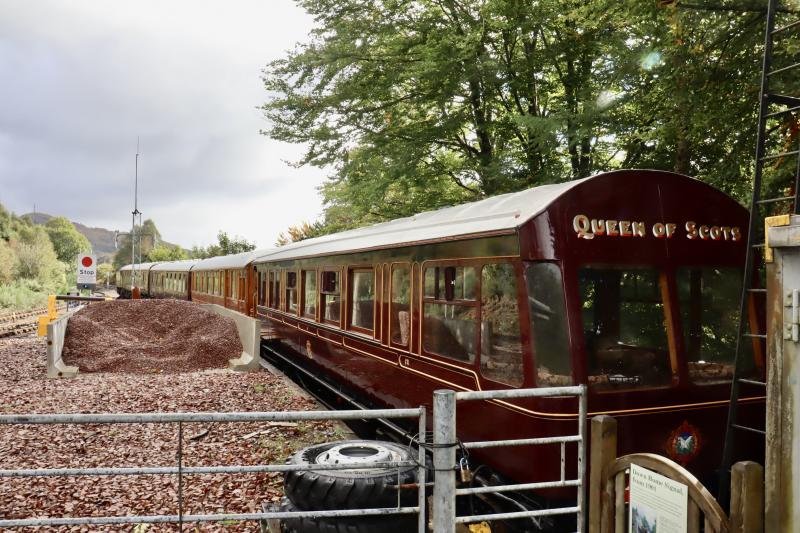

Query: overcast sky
<box><xmin>0</xmin><ymin>0</ymin><xmax>325</xmax><ymax>250</ymax></box>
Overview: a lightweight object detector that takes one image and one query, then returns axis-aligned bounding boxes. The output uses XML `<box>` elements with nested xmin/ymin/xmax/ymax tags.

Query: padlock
<box><xmin>459</xmin><ymin>457</ymin><xmax>472</xmax><ymax>483</ymax></box>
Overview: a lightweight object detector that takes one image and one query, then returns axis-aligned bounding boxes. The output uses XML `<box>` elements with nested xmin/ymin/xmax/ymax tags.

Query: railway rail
<box><xmin>0</xmin><ymin>304</ymin><xmax>67</xmax><ymax>339</ymax></box>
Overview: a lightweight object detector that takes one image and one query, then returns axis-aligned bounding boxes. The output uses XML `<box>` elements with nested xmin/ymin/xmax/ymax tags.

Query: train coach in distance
<box><xmin>251</xmin><ymin>169</ymin><xmax>764</xmax><ymax>499</ymax></box>
<box><xmin>116</xmin><ymin>169</ymin><xmax>764</xmax><ymax>507</ymax></box>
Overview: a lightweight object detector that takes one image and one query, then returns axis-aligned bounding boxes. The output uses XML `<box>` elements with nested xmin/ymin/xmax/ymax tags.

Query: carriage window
<box><xmin>286</xmin><ymin>271</ymin><xmax>298</xmax><ymax>313</ymax></box>
<box><xmin>677</xmin><ymin>267</ymin><xmax>751</xmax><ymax>384</ymax></box>
<box><xmin>269</xmin><ymin>271</ymin><xmax>280</xmax><ymax>309</ymax></box>
<box><xmin>527</xmin><ymin>263</ymin><xmax>572</xmax><ymax>386</ymax></box>
<box><xmin>303</xmin><ymin>270</ymin><xmax>317</xmax><ymax>319</ymax></box>
<box><xmin>321</xmin><ymin>270</ymin><xmax>341</xmax><ymax>324</ymax></box>
<box><xmin>350</xmin><ymin>269</ymin><xmax>375</xmax><ymax>332</ymax></box>
<box><xmin>425</xmin><ymin>265</ymin><xmax>476</xmax><ymax>300</ymax></box>
<box><xmin>423</xmin><ymin>265</ymin><xmax>478</xmax><ymax>362</ymax></box>
<box><xmin>580</xmin><ymin>267</ymin><xmax>672</xmax><ymax>389</ymax></box>
<box><xmin>391</xmin><ymin>266</ymin><xmax>410</xmax><ymax>346</ymax></box>
<box><xmin>480</xmin><ymin>264</ymin><xmax>523</xmax><ymax>387</ymax></box>
<box><xmin>258</xmin><ymin>271</ymin><xmax>266</xmax><ymax>306</ymax></box>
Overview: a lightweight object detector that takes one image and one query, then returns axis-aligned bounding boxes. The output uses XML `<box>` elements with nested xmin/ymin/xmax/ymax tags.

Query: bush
<box><xmin>0</xmin><ymin>240</ymin><xmax>14</xmax><ymax>284</ymax></box>
<box><xmin>0</xmin><ymin>280</ymin><xmax>49</xmax><ymax>310</ymax></box>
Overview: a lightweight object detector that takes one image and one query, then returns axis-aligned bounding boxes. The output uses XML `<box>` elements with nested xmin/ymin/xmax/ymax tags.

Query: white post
<box><xmin>433</xmin><ymin>389</ymin><xmax>456</xmax><ymax>533</ymax></box>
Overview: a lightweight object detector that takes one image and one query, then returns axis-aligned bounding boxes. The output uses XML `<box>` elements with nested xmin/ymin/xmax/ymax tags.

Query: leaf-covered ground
<box><xmin>0</xmin><ymin>335</ymin><xmax>351</xmax><ymax>532</ymax></box>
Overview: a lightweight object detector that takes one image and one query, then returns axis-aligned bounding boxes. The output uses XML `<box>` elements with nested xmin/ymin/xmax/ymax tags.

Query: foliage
<box><xmin>0</xmin><ymin>279</ymin><xmax>50</xmax><ymax>310</ymax></box>
<box><xmin>147</xmin><ymin>244</ymin><xmax>188</xmax><ymax>262</ymax></box>
<box><xmin>0</xmin><ymin>203</ymin><xmax>71</xmax><ymax>308</ymax></box>
<box><xmin>0</xmin><ymin>240</ymin><xmax>15</xmax><ymax>284</ymax></box>
<box><xmin>191</xmin><ymin>231</ymin><xmax>256</xmax><ymax>258</ymax></box>
<box><xmin>276</xmin><ymin>221</ymin><xmax>326</xmax><ymax>246</ymax></box>
<box><xmin>263</xmin><ymin>0</ymin><xmax>798</xmax><ymax>231</ymax></box>
<box><xmin>113</xmin><ymin>219</ymin><xmax>162</xmax><ymax>269</ymax></box>
<box><xmin>13</xmin><ymin>224</ymin><xmax>65</xmax><ymax>288</ymax></box>
<box><xmin>44</xmin><ymin>216</ymin><xmax>92</xmax><ymax>264</ymax></box>
<box><xmin>0</xmin><ymin>204</ymin><xmax>33</xmax><ymax>243</ymax></box>
<box><xmin>97</xmin><ymin>263</ymin><xmax>115</xmax><ymax>285</ymax></box>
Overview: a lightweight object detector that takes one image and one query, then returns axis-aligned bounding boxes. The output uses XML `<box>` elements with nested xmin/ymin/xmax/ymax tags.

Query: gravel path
<box><xmin>0</xmin><ymin>335</ymin><xmax>349</xmax><ymax>532</ymax></box>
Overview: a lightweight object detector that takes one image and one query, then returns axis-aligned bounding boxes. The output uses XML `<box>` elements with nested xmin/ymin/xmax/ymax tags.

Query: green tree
<box><xmin>191</xmin><ymin>231</ymin><xmax>256</xmax><ymax>258</ymax></box>
<box><xmin>113</xmin><ymin>218</ymin><xmax>163</xmax><ymax>269</ymax></box>
<box><xmin>147</xmin><ymin>244</ymin><xmax>188</xmax><ymax>262</ymax></box>
<box><xmin>97</xmin><ymin>263</ymin><xmax>115</xmax><ymax>286</ymax></box>
<box><xmin>276</xmin><ymin>221</ymin><xmax>325</xmax><ymax>246</ymax></box>
<box><xmin>263</xmin><ymin>0</ymin><xmax>797</xmax><ymax>231</ymax></box>
<box><xmin>13</xmin><ymin>225</ymin><xmax>64</xmax><ymax>288</ymax></box>
<box><xmin>44</xmin><ymin>216</ymin><xmax>91</xmax><ymax>263</ymax></box>
<box><xmin>0</xmin><ymin>240</ymin><xmax>15</xmax><ymax>284</ymax></box>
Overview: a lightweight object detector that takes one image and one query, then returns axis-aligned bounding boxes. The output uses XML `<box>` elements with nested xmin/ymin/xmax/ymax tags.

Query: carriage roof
<box><xmin>118</xmin><ymin>262</ymin><xmax>159</xmax><ymax>272</ymax></box>
<box><xmin>254</xmin><ymin>175</ymin><xmax>593</xmax><ymax>263</ymax></box>
<box><xmin>190</xmin><ymin>250</ymin><xmax>266</xmax><ymax>271</ymax></box>
<box><xmin>150</xmin><ymin>259</ymin><xmax>199</xmax><ymax>272</ymax></box>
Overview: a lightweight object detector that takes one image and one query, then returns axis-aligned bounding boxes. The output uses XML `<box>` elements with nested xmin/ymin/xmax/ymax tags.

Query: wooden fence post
<box><xmin>729</xmin><ymin>461</ymin><xmax>764</xmax><ymax>533</ymax></box>
<box><xmin>589</xmin><ymin>415</ymin><xmax>617</xmax><ymax>533</ymax></box>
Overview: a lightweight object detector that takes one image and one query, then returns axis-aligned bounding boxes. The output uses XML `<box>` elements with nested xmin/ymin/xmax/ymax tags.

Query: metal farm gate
<box><xmin>0</xmin><ymin>385</ymin><xmax>586</xmax><ymax>532</ymax></box>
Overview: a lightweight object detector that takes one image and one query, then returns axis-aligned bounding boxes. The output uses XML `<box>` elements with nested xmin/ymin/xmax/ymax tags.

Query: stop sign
<box><xmin>77</xmin><ymin>254</ymin><xmax>97</xmax><ymax>285</ymax></box>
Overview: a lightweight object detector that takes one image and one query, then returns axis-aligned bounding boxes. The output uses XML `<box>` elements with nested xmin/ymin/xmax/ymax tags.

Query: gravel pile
<box><xmin>62</xmin><ymin>299</ymin><xmax>243</xmax><ymax>373</ymax></box>
<box><xmin>0</xmin><ymin>335</ymin><xmax>351</xmax><ymax>532</ymax></box>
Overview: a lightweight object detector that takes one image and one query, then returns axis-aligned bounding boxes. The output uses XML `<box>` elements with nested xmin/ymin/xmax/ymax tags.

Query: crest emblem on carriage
<box><xmin>666</xmin><ymin>421</ymin><xmax>702</xmax><ymax>465</ymax></box>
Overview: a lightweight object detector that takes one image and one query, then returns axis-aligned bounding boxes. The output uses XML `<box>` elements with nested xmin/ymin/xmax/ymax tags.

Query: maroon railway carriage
<box><xmin>250</xmin><ymin>169</ymin><xmax>763</xmax><ymax>496</ymax></box>
<box><xmin>189</xmin><ymin>251</ymin><xmax>258</xmax><ymax>315</ymax></box>
<box><xmin>148</xmin><ymin>260</ymin><xmax>196</xmax><ymax>300</ymax></box>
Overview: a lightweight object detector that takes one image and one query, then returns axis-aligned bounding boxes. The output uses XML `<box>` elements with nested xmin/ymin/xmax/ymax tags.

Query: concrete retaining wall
<box><xmin>46</xmin><ymin>310</ymin><xmax>79</xmax><ymax>379</ymax></box>
<box><xmin>199</xmin><ymin>304</ymin><xmax>261</xmax><ymax>372</ymax></box>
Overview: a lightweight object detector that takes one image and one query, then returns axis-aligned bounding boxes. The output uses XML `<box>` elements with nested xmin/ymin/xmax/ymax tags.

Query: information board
<box><xmin>76</xmin><ymin>254</ymin><xmax>97</xmax><ymax>286</ymax></box>
<box><xmin>629</xmin><ymin>463</ymin><xmax>688</xmax><ymax>533</ymax></box>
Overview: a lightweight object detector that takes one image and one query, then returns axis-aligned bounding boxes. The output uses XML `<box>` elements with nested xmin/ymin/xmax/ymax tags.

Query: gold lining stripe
<box><xmin>264</xmin><ymin>312</ymin><xmax>763</xmax><ymax>421</ymax></box>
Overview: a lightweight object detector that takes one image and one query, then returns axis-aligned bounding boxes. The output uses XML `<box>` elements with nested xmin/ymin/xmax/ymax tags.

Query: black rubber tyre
<box><xmin>284</xmin><ymin>440</ymin><xmax>418</xmax><ymax>511</ymax></box>
<box><xmin>280</xmin><ymin>497</ymin><xmax>417</xmax><ymax>533</ymax></box>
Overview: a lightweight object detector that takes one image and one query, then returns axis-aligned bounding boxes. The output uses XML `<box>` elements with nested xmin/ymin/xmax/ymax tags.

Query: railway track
<box><xmin>0</xmin><ymin>304</ymin><xmax>67</xmax><ymax>339</ymax></box>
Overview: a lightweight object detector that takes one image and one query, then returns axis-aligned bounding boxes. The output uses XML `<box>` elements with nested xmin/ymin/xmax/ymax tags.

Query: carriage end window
<box><xmin>480</xmin><ymin>264</ymin><xmax>523</xmax><ymax>387</ymax></box>
<box><xmin>350</xmin><ymin>269</ymin><xmax>375</xmax><ymax>332</ymax></box>
<box><xmin>677</xmin><ymin>267</ymin><xmax>754</xmax><ymax>384</ymax></box>
<box><xmin>423</xmin><ymin>265</ymin><xmax>478</xmax><ymax>362</ymax></box>
<box><xmin>527</xmin><ymin>263</ymin><xmax>572</xmax><ymax>387</ymax></box>
<box><xmin>580</xmin><ymin>267</ymin><xmax>673</xmax><ymax>389</ymax></box>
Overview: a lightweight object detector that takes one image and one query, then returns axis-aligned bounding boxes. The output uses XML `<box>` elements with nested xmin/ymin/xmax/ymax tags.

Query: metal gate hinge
<box><xmin>784</xmin><ymin>289</ymin><xmax>800</xmax><ymax>342</ymax></box>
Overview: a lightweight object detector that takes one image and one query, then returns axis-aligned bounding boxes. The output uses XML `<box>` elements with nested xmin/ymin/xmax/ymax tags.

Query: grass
<box><xmin>0</xmin><ymin>281</ymin><xmax>49</xmax><ymax>310</ymax></box>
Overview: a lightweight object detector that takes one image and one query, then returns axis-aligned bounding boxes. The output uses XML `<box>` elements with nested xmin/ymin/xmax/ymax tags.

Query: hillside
<box><xmin>24</xmin><ymin>213</ymin><xmax>182</xmax><ymax>264</ymax></box>
<box><xmin>25</xmin><ymin>213</ymin><xmax>117</xmax><ymax>263</ymax></box>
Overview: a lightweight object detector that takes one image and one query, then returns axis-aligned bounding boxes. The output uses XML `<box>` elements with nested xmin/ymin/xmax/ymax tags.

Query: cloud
<box><xmin>0</xmin><ymin>0</ymin><xmax>325</xmax><ymax>249</ymax></box>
